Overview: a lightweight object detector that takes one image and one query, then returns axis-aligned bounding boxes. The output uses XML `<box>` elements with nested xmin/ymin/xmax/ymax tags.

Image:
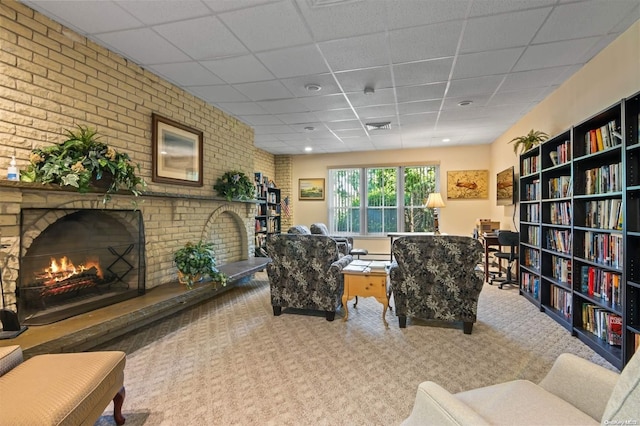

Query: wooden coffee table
<box><xmin>341</xmin><ymin>261</ymin><xmax>390</xmax><ymax>326</ymax></box>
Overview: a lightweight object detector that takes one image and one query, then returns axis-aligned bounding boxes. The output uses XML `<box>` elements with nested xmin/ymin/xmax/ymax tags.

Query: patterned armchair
<box><xmin>310</xmin><ymin>223</ymin><xmax>353</xmax><ymax>257</ymax></box>
<box><xmin>389</xmin><ymin>235</ymin><xmax>484</xmax><ymax>334</ymax></box>
<box><xmin>266</xmin><ymin>234</ymin><xmax>353</xmax><ymax>321</ymax></box>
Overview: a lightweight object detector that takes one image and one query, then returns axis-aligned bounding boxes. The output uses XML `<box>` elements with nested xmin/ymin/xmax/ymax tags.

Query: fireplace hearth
<box><xmin>18</xmin><ymin>209</ymin><xmax>145</xmax><ymax>325</ymax></box>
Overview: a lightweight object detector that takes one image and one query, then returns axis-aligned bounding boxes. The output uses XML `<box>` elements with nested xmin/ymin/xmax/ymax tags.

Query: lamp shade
<box><xmin>425</xmin><ymin>192</ymin><xmax>446</xmax><ymax>208</ymax></box>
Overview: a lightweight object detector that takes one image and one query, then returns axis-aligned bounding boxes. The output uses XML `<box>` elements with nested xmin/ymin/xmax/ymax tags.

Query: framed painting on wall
<box><xmin>152</xmin><ymin>113</ymin><xmax>203</xmax><ymax>187</ymax></box>
<box><xmin>299</xmin><ymin>178</ymin><xmax>325</xmax><ymax>200</ymax></box>
<box><xmin>447</xmin><ymin>170</ymin><xmax>489</xmax><ymax>199</ymax></box>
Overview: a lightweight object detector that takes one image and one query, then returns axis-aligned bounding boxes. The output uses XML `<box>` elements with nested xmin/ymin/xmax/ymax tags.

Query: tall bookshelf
<box><xmin>254</xmin><ymin>173</ymin><xmax>281</xmax><ymax>257</ymax></box>
<box><xmin>519</xmin><ymin>92</ymin><xmax>640</xmax><ymax>370</ymax></box>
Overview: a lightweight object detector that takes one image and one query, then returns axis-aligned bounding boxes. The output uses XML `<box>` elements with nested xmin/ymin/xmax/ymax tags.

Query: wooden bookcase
<box><xmin>254</xmin><ymin>173</ymin><xmax>281</xmax><ymax>257</ymax></box>
<box><xmin>519</xmin><ymin>91</ymin><xmax>640</xmax><ymax>370</ymax></box>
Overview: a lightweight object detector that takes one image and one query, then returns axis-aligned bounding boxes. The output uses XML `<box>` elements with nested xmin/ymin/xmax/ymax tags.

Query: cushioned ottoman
<box><xmin>0</xmin><ymin>346</ymin><xmax>126</xmax><ymax>425</ymax></box>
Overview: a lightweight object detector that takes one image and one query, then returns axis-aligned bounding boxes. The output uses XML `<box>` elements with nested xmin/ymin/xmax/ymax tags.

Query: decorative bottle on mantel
<box><xmin>7</xmin><ymin>156</ymin><xmax>19</xmax><ymax>181</ymax></box>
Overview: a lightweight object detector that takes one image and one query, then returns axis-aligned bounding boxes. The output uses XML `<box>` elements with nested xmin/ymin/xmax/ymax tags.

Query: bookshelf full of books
<box><xmin>254</xmin><ymin>172</ymin><xmax>281</xmax><ymax>257</ymax></box>
<box><xmin>518</xmin><ymin>92</ymin><xmax>640</xmax><ymax>369</ymax></box>
<box><xmin>519</xmin><ymin>145</ymin><xmax>542</xmax><ymax>308</ymax></box>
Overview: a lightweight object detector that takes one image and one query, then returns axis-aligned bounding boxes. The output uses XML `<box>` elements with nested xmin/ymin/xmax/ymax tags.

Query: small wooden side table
<box><xmin>342</xmin><ymin>263</ymin><xmax>389</xmax><ymax>326</ymax></box>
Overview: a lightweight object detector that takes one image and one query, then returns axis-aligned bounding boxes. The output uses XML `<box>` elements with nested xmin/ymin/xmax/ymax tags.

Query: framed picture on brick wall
<box><xmin>152</xmin><ymin>113</ymin><xmax>203</xmax><ymax>186</ymax></box>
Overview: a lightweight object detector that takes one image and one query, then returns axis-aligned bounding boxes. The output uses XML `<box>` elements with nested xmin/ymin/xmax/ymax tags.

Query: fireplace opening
<box><xmin>18</xmin><ymin>209</ymin><xmax>145</xmax><ymax>325</ymax></box>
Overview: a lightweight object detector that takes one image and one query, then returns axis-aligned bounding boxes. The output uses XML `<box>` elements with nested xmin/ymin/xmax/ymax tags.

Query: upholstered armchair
<box><xmin>389</xmin><ymin>235</ymin><xmax>484</xmax><ymax>333</ymax></box>
<box><xmin>310</xmin><ymin>223</ymin><xmax>353</xmax><ymax>257</ymax></box>
<box><xmin>266</xmin><ymin>233</ymin><xmax>353</xmax><ymax>321</ymax></box>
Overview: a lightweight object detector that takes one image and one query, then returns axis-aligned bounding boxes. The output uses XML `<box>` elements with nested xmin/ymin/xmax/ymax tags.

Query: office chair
<box><xmin>489</xmin><ymin>231</ymin><xmax>519</xmax><ymax>289</ymax></box>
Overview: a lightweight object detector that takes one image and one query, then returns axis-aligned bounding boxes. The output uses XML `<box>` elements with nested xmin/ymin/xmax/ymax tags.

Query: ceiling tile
<box><xmin>386</xmin><ymin>0</ymin><xmax>469</xmax><ymax>29</ymax></box>
<box><xmin>202</xmin><ymin>0</ymin><xmax>279</xmax><ymax>13</ymax></box>
<box><xmin>253</xmin><ymin>124</ymin><xmax>296</xmax><ymax>134</ymax></box>
<box><xmin>488</xmin><ymin>87</ymin><xmax>548</xmax><ymax>106</ymax></box>
<box><xmin>201</xmin><ymin>55</ymin><xmax>274</xmax><ymax>84</ymax></box>
<box><xmin>393</xmin><ymin>58</ymin><xmax>454</xmax><ymax>87</ymax></box>
<box><xmin>232</xmin><ymin>80</ymin><xmax>293</xmax><ymax>101</ymax></box>
<box><xmin>294</xmin><ymin>0</ymin><xmax>387</xmax><ymax>41</ymax></box>
<box><xmin>318</xmin><ymin>33</ymin><xmax>390</xmax><ymax>71</ymax></box>
<box><xmin>219</xmin><ymin>1</ymin><xmax>312</xmax><ymax>51</ymax></box>
<box><xmin>461</xmin><ymin>8</ymin><xmax>551</xmax><ymax>53</ymax></box>
<box><xmin>117</xmin><ymin>1</ymin><xmax>212</xmax><ymax>26</ymax></box>
<box><xmin>398</xmin><ymin>100</ymin><xmax>441</xmax><ymax>115</ymax></box>
<box><xmin>469</xmin><ymin>0</ymin><xmax>556</xmax><ymax>17</ymax></box>
<box><xmin>256</xmin><ymin>99</ymin><xmax>309</xmax><ymax>114</ymax></box>
<box><xmin>447</xmin><ymin>75</ymin><xmax>504</xmax><ymax>98</ymax></box>
<box><xmin>298</xmin><ymin>94</ymin><xmax>351</xmax><ymax>111</ymax></box>
<box><xmin>95</xmin><ymin>28</ymin><xmax>191</xmax><ymax>65</ymax></box>
<box><xmin>356</xmin><ymin>105</ymin><xmax>396</xmax><ymax>119</ymax></box>
<box><xmin>257</xmin><ymin>45</ymin><xmax>329</xmax><ymax>78</ymax></box>
<box><xmin>280</xmin><ymin>74</ymin><xmax>343</xmax><ymax>97</ymax></box>
<box><xmin>149</xmin><ymin>62</ymin><xmax>225</xmax><ymax>86</ymax></box>
<box><xmin>399</xmin><ymin>112</ymin><xmax>438</xmax><ymax>127</ymax></box>
<box><xmin>442</xmin><ymin>94</ymin><xmax>491</xmax><ymax>109</ymax></box>
<box><xmin>240</xmin><ymin>114</ymin><xmax>285</xmax><ymax>126</ymax></box>
<box><xmin>334</xmin><ymin>67</ymin><xmax>394</xmax><ymax>92</ymax></box>
<box><xmin>389</xmin><ymin>21</ymin><xmax>463</xmax><ymax>64</ymax></box>
<box><xmin>275</xmin><ymin>112</ymin><xmax>319</xmax><ymax>125</ymax></box>
<box><xmin>500</xmin><ymin>66</ymin><xmax>575</xmax><ymax>91</ymax></box>
<box><xmin>188</xmin><ymin>85</ymin><xmax>249</xmax><ymax>103</ymax></box>
<box><xmin>347</xmin><ymin>88</ymin><xmax>396</xmax><ymax>108</ymax></box>
<box><xmin>534</xmin><ymin>1</ymin><xmax>638</xmax><ymax>43</ymax></box>
<box><xmin>396</xmin><ymin>83</ymin><xmax>447</xmax><ymax>103</ymax></box>
<box><xmin>215</xmin><ymin>102</ymin><xmax>268</xmax><ymax>116</ymax></box>
<box><xmin>314</xmin><ymin>109</ymin><xmax>358</xmax><ymax>122</ymax></box>
<box><xmin>325</xmin><ymin>120</ymin><xmax>363</xmax><ymax>131</ymax></box>
<box><xmin>514</xmin><ymin>37</ymin><xmax>600</xmax><ymax>71</ymax></box>
<box><xmin>452</xmin><ymin>47</ymin><xmax>525</xmax><ymax>79</ymax></box>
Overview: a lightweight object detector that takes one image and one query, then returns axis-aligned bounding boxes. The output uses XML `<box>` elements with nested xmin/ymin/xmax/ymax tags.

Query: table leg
<box><xmin>484</xmin><ymin>244</ymin><xmax>490</xmax><ymax>282</ymax></box>
<box><xmin>376</xmin><ymin>296</ymin><xmax>389</xmax><ymax>327</ymax></box>
<box><xmin>342</xmin><ymin>292</ymin><xmax>349</xmax><ymax>321</ymax></box>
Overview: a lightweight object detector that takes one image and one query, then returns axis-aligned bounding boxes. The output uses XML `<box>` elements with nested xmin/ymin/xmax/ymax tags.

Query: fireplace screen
<box><xmin>19</xmin><ymin>209</ymin><xmax>145</xmax><ymax>325</ymax></box>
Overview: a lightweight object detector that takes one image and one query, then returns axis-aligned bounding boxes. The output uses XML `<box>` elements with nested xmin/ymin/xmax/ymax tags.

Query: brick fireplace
<box><xmin>0</xmin><ymin>183</ymin><xmax>257</xmax><ymax>325</ymax></box>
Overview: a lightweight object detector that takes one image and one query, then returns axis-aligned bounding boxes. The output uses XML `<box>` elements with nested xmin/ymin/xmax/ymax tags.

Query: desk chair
<box><xmin>490</xmin><ymin>231</ymin><xmax>519</xmax><ymax>289</ymax></box>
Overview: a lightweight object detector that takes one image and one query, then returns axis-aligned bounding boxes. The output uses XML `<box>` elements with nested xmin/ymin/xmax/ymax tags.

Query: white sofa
<box><xmin>402</xmin><ymin>350</ymin><xmax>640</xmax><ymax>425</ymax></box>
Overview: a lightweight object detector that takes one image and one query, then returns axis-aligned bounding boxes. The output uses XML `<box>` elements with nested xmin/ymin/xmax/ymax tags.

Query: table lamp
<box><xmin>425</xmin><ymin>192</ymin><xmax>446</xmax><ymax>234</ymax></box>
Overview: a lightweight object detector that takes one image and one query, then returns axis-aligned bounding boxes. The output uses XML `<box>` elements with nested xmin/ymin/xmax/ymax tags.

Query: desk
<box><xmin>387</xmin><ymin>232</ymin><xmax>442</xmax><ymax>261</ymax></box>
<box><xmin>480</xmin><ymin>233</ymin><xmax>501</xmax><ymax>282</ymax></box>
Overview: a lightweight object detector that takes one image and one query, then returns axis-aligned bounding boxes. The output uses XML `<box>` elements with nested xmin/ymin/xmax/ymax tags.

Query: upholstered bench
<box><xmin>0</xmin><ymin>345</ymin><xmax>126</xmax><ymax>425</ymax></box>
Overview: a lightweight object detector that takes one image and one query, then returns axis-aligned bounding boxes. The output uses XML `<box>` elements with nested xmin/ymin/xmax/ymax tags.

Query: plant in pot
<box><xmin>214</xmin><ymin>170</ymin><xmax>255</xmax><ymax>201</ymax></box>
<box><xmin>508</xmin><ymin>129</ymin><xmax>549</xmax><ymax>155</ymax></box>
<box><xmin>174</xmin><ymin>240</ymin><xmax>227</xmax><ymax>289</ymax></box>
<box><xmin>20</xmin><ymin>125</ymin><xmax>145</xmax><ymax>203</ymax></box>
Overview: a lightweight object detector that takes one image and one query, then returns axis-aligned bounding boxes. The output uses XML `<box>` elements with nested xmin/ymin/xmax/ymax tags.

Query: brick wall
<box><xmin>275</xmin><ymin>156</ymin><xmax>294</xmax><ymax>230</ymax></box>
<box><xmin>0</xmin><ymin>2</ymin><xmax>273</xmax><ymax>305</ymax></box>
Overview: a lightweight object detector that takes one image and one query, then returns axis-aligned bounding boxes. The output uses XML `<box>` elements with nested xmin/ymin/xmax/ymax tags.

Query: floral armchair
<box><xmin>389</xmin><ymin>235</ymin><xmax>484</xmax><ymax>334</ymax></box>
<box><xmin>266</xmin><ymin>233</ymin><xmax>353</xmax><ymax>321</ymax></box>
<box><xmin>287</xmin><ymin>224</ymin><xmax>353</xmax><ymax>257</ymax></box>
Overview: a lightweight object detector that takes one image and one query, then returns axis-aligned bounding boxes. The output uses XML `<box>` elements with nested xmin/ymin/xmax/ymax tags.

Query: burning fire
<box><xmin>42</xmin><ymin>256</ymin><xmax>103</xmax><ymax>283</ymax></box>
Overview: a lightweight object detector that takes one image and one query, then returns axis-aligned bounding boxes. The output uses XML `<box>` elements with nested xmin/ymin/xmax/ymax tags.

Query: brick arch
<box><xmin>202</xmin><ymin>203</ymin><xmax>252</xmax><ymax>265</ymax></box>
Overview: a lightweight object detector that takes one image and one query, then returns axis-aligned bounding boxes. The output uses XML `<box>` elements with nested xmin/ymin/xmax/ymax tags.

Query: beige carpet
<box><xmin>95</xmin><ymin>272</ymin><xmax>613</xmax><ymax>425</ymax></box>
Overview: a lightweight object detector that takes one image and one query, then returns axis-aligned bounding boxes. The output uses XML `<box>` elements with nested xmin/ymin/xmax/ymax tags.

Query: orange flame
<box><xmin>44</xmin><ymin>256</ymin><xmax>103</xmax><ymax>283</ymax></box>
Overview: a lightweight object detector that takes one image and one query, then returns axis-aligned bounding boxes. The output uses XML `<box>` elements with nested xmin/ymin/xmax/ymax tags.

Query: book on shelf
<box><xmin>580</xmin><ymin>265</ymin><xmax>622</xmax><ymax>305</ymax></box>
<box><xmin>582</xmin><ymin>303</ymin><xmax>622</xmax><ymax>346</ymax></box>
<box><xmin>584</xmin><ymin>120</ymin><xmax>622</xmax><ymax>154</ymax></box>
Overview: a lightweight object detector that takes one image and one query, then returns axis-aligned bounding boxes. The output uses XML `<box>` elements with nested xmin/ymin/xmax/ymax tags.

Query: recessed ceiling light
<box><xmin>304</xmin><ymin>126</ymin><xmax>315</xmax><ymax>132</ymax></box>
<box><xmin>442</xmin><ymin>138</ymin><xmax>450</xmax><ymax>142</ymax></box>
<box><xmin>364</xmin><ymin>86</ymin><xmax>375</xmax><ymax>95</ymax></box>
<box><xmin>304</xmin><ymin>147</ymin><xmax>313</xmax><ymax>152</ymax></box>
<box><xmin>305</xmin><ymin>83</ymin><xmax>322</xmax><ymax>92</ymax></box>
<box><xmin>458</xmin><ymin>100</ymin><xmax>473</xmax><ymax>106</ymax></box>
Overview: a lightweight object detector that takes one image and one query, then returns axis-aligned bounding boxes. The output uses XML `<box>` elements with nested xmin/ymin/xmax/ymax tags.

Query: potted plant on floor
<box><xmin>508</xmin><ymin>129</ymin><xmax>549</xmax><ymax>155</ymax></box>
<box><xmin>214</xmin><ymin>170</ymin><xmax>255</xmax><ymax>201</ymax></box>
<box><xmin>174</xmin><ymin>240</ymin><xmax>227</xmax><ymax>289</ymax></box>
<box><xmin>20</xmin><ymin>125</ymin><xmax>145</xmax><ymax>203</ymax></box>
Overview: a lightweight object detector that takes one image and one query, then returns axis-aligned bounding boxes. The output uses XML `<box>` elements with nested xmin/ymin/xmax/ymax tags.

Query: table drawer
<box><xmin>347</xmin><ymin>275</ymin><xmax>387</xmax><ymax>296</ymax></box>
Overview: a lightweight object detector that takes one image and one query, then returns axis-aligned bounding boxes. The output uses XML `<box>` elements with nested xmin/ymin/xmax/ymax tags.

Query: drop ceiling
<box><xmin>21</xmin><ymin>0</ymin><xmax>640</xmax><ymax>155</ymax></box>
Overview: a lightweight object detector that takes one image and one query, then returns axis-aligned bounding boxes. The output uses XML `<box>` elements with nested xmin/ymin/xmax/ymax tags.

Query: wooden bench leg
<box><xmin>113</xmin><ymin>386</ymin><xmax>126</xmax><ymax>425</ymax></box>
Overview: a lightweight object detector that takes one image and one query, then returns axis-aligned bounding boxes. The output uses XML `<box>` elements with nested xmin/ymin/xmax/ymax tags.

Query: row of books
<box><xmin>580</xmin><ymin>266</ymin><xmax>622</xmax><ymax>306</ymax></box>
<box><xmin>546</xmin><ymin>229</ymin><xmax>572</xmax><ymax>254</ymax></box>
<box><xmin>581</xmin><ymin>303</ymin><xmax>622</xmax><ymax>346</ymax></box>
<box><xmin>551</xmin><ymin>255</ymin><xmax>572</xmax><ymax>284</ymax></box>
<box><xmin>523</xmin><ymin>179</ymin><xmax>540</xmax><ymax>201</ymax></box>
<box><xmin>584</xmin><ymin>162</ymin><xmax>622</xmax><ymax>195</ymax></box>
<box><xmin>549</xmin><ymin>140</ymin><xmax>571</xmax><ymax>166</ymax></box>
<box><xmin>584</xmin><ymin>198</ymin><xmax>623</xmax><ymax>230</ymax></box>
<box><xmin>549</xmin><ymin>286</ymin><xmax>571</xmax><ymax>320</ymax></box>
<box><xmin>524</xmin><ymin>204</ymin><xmax>540</xmax><ymax>222</ymax></box>
<box><xmin>526</xmin><ymin>226</ymin><xmax>539</xmax><ymax>246</ymax></box>
<box><xmin>548</xmin><ymin>176</ymin><xmax>572</xmax><ymax>199</ymax></box>
<box><xmin>582</xmin><ymin>231</ymin><xmax>623</xmax><ymax>268</ymax></box>
<box><xmin>521</xmin><ymin>155</ymin><xmax>539</xmax><ymax>175</ymax></box>
<box><xmin>549</xmin><ymin>201</ymin><xmax>572</xmax><ymax>225</ymax></box>
<box><xmin>255</xmin><ymin>217</ymin><xmax>280</xmax><ymax>233</ymax></box>
<box><xmin>583</xmin><ymin>120</ymin><xmax>622</xmax><ymax>155</ymax></box>
<box><xmin>523</xmin><ymin>248</ymin><xmax>540</xmax><ymax>270</ymax></box>
<box><xmin>521</xmin><ymin>272</ymin><xmax>540</xmax><ymax>298</ymax></box>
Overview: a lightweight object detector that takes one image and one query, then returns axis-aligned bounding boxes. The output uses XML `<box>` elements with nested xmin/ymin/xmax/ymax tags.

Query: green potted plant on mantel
<box><xmin>174</xmin><ymin>240</ymin><xmax>227</xmax><ymax>289</ymax></box>
<box><xmin>213</xmin><ymin>170</ymin><xmax>255</xmax><ymax>201</ymax></box>
<box><xmin>508</xmin><ymin>129</ymin><xmax>549</xmax><ymax>155</ymax></box>
<box><xmin>20</xmin><ymin>125</ymin><xmax>145</xmax><ymax>203</ymax></box>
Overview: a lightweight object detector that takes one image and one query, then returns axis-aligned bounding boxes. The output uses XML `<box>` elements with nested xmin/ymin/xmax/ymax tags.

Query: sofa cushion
<box><xmin>456</xmin><ymin>379</ymin><xmax>598</xmax><ymax>425</ymax></box>
<box><xmin>602</xmin><ymin>350</ymin><xmax>640</xmax><ymax>423</ymax></box>
<box><xmin>0</xmin><ymin>351</ymin><xmax>125</xmax><ymax>425</ymax></box>
<box><xmin>0</xmin><ymin>345</ymin><xmax>22</xmax><ymax>376</ymax></box>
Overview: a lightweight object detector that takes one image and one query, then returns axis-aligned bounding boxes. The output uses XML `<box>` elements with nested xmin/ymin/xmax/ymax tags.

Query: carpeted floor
<box><xmin>95</xmin><ymin>272</ymin><xmax>614</xmax><ymax>426</ymax></box>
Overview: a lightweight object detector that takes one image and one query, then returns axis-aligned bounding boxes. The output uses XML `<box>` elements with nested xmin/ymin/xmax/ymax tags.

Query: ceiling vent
<box><xmin>366</xmin><ymin>121</ymin><xmax>391</xmax><ymax>131</ymax></box>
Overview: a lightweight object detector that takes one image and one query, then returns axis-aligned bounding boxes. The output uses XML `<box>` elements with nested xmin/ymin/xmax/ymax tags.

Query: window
<box><xmin>328</xmin><ymin>165</ymin><xmax>439</xmax><ymax>235</ymax></box>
